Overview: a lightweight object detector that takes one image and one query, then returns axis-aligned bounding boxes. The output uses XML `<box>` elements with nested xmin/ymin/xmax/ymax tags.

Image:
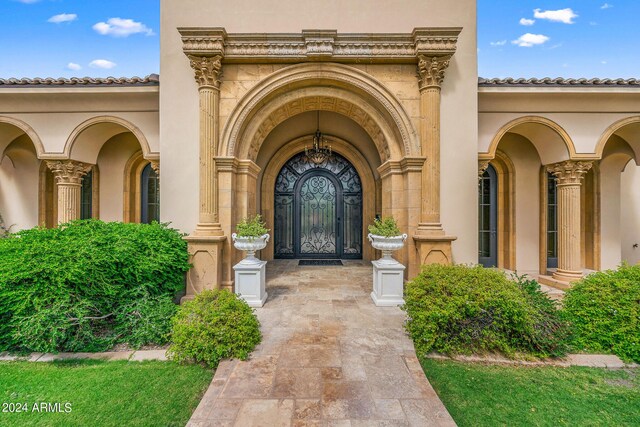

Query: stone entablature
<box><xmin>178</xmin><ymin>28</ymin><xmax>461</xmax><ymax>63</ymax></box>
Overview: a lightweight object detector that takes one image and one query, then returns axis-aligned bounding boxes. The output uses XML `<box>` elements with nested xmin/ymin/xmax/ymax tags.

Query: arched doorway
<box><xmin>274</xmin><ymin>152</ymin><xmax>363</xmax><ymax>259</ymax></box>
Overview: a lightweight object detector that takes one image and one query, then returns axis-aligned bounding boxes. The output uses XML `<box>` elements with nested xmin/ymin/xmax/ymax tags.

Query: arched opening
<box><xmin>0</xmin><ymin>120</ymin><xmax>42</xmax><ymax>231</ymax></box>
<box><xmin>597</xmin><ymin>118</ymin><xmax>640</xmax><ymax>268</ymax></box>
<box><xmin>484</xmin><ymin>117</ymin><xmax>597</xmax><ymax>276</ymax></box>
<box><xmin>65</xmin><ymin>118</ymin><xmax>155</xmax><ymax>223</ymax></box>
<box><xmin>123</xmin><ymin>151</ymin><xmax>160</xmax><ymax>224</ymax></box>
<box><xmin>273</xmin><ymin>151</ymin><xmax>363</xmax><ymax>260</ymax></box>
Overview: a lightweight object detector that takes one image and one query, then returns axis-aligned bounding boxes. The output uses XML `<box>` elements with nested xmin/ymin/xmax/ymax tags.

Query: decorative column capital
<box><xmin>478</xmin><ymin>160</ymin><xmax>490</xmax><ymax>178</ymax></box>
<box><xmin>188</xmin><ymin>55</ymin><xmax>223</xmax><ymax>88</ymax></box>
<box><xmin>149</xmin><ymin>160</ymin><xmax>160</xmax><ymax>174</ymax></box>
<box><xmin>46</xmin><ymin>160</ymin><xmax>92</xmax><ymax>185</ymax></box>
<box><xmin>417</xmin><ymin>55</ymin><xmax>451</xmax><ymax>89</ymax></box>
<box><xmin>547</xmin><ymin>160</ymin><xmax>593</xmax><ymax>186</ymax></box>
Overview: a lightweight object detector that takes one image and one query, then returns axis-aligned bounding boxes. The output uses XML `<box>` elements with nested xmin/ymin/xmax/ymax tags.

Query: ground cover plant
<box><xmin>0</xmin><ymin>360</ymin><xmax>213</xmax><ymax>427</ymax></box>
<box><xmin>169</xmin><ymin>289</ymin><xmax>261</xmax><ymax>369</ymax></box>
<box><xmin>562</xmin><ymin>264</ymin><xmax>640</xmax><ymax>363</ymax></box>
<box><xmin>403</xmin><ymin>264</ymin><xmax>570</xmax><ymax>358</ymax></box>
<box><xmin>421</xmin><ymin>358</ymin><xmax>640</xmax><ymax>427</ymax></box>
<box><xmin>0</xmin><ymin>220</ymin><xmax>190</xmax><ymax>353</ymax></box>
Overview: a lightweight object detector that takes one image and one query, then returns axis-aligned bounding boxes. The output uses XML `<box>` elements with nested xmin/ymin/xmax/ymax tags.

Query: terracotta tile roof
<box><xmin>0</xmin><ymin>74</ymin><xmax>159</xmax><ymax>87</ymax></box>
<box><xmin>479</xmin><ymin>77</ymin><xmax>640</xmax><ymax>87</ymax></box>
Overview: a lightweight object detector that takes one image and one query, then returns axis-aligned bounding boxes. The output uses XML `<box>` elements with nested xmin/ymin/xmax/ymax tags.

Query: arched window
<box><xmin>141</xmin><ymin>163</ymin><xmax>159</xmax><ymax>224</ymax></box>
<box><xmin>80</xmin><ymin>169</ymin><xmax>93</xmax><ymax>220</ymax></box>
<box><xmin>478</xmin><ymin>164</ymin><xmax>497</xmax><ymax>267</ymax></box>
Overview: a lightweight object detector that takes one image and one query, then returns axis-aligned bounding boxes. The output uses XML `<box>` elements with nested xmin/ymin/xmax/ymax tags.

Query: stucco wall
<box><xmin>621</xmin><ymin>162</ymin><xmax>640</xmax><ymax>265</ymax></box>
<box><xmin>160</xmin><ymin>0</ymin><xmax>478</xmax><ymax>263</ymax></box>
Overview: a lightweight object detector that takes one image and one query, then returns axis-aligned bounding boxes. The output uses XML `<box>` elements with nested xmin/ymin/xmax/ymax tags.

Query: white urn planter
<box><xmin>368</xmin><ymin>233</ymin><xmax>408</xmax><ymax>307</ymax></box>
<box><xmin>232</xmin><ymin>233</ymin><xmax>270</xmax><ymax>307</ymax></box>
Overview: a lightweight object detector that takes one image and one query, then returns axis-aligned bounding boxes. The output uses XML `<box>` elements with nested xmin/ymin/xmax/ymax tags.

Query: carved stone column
<box><xmin>547</xmin><ymin>160</ymin><xmax>593</xmax><ymax>283</ymax></box>
<box><xmin>46</xmin><ymin>160</ymin><xmax>92</xmax><ymax>224</ymax></box>
<box><xmin>183</xmin><ymin>54</ymin><xmax>226</xmax><ymax>300</ymax></box>
<box><xmin>413</xmin><ymin>55</ymin><xmax>456</xmax><ymax>266</ymax></box>
<box><xmin>188</xmin><ymin>54</ymin><xmax>224</xmax><ymax>236</ymax></box>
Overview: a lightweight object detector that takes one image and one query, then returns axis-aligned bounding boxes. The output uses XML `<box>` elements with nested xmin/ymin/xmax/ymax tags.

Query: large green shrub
<box><xmin>403</xmin><ymin>264</ymin><xmax>570</xmax><ymax>358</ymax></box>
<box><xmin>562</xmin><ymin>264</ymin><xmax>640</xmax><ymax>363</ymax></box>
<box><xmin>0</xmin><ymin>220</ymin><xmax>190</xmax><ymax>352</ymax></box>
<box><xmin>169</xmin><ymin>290</ymin><xmax>261</xmax><ymax>369</ymax></box>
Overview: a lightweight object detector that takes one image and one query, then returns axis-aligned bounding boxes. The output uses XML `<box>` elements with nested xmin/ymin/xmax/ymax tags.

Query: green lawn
<box><xmin>0</xmin><ymin>360</ymin><xmax>214</xmax><ymax>427</ymax></box>
<box><xmin>421</xmin><ymin>358</ymin><xmax>640</xmax><ymax>427</ymax></box>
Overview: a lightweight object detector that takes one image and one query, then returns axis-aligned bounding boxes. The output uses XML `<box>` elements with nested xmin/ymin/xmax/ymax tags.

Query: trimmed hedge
<box><xmin>169</xmin><ymin>290</ymin><xmax>261</xmax><ymax>369</ymax></box>
<box><xmin>403</xmin><ymin>264</ymin><xmax>570</xmax><ymax>358</ymax></box>
<box><xmin>562</xmin><ymin>264</ymin><xmax>640</xmax><ymax>363</ymax></box>
<box><xmin>0</xmin><ymin>220</ymin><xmax>190</xmax><ymax>352</ymax></box>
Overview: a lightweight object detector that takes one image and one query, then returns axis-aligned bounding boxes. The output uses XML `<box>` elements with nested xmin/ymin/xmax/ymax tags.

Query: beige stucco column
<box><xmin>183</xmin><ymin>54</ymin><xmax>226</xmax><ymax>300</ymax></box>
<box><xmin>46</xmin><ymin>160</ymin><xmax>91</xmax><ymax>224</ymax></box>
<box><xmin>547</xmin><ymin>160</ymin><xmax>593</xmax><ymax>283</ymax></box>
<box><xmin>412</xmin><ymin>55</ymin><xmax>456</xmax><ymax>267</ymax></box>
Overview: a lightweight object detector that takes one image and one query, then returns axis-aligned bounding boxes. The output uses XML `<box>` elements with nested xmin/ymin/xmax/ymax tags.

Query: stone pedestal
<box><xmin>413</xmin><ymin>234</ymin><xmax>457</xmax><ymax>266</ymax></box>
<box><xmin>233</xmin><ymin>260</ymin><xmax>267</xmax><ymax>307</ymax></box>
<box><xmin>371</xmin><ymin>260</ymin><xmax>406</xmax><ymax>307</ymax></box>
<box><xmin>183</xmin><ymin>235</ymin><xmax>226</xmax><ymax>302</ymax></box>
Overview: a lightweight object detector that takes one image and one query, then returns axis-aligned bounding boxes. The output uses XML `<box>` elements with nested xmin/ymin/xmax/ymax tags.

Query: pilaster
<box><xmin>46</xmin><ymin>160</ymin><xmax>92</xmax><ymax>224</ymax></box>
<box><xmin>182</xmin><ymin>37</ymin><xmax>227</xmax><ymax>297</ymax></box>
<box><xmin>412</xmin><ymin>55</ymin><xmax>457</xmax><ymax>268</ymax></box>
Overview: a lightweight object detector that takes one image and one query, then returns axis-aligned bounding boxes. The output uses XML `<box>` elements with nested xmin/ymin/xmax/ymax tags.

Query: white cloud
<box><xmin>512</xmin><ymin>33</ymin><xmax>550</xmax><ymax>48</ymax></box>
<box><xmin>92</xmin><ymin>18</ymin><xmax>154</xmax><ymax>37</ymax></box>
<box><xmin>520</xmin><ymin>18</ymin><xmax>535</xmax><ymax>26</ymax></box>
<box><xmin>601</xmin><ymin>3</ymin><xmax>613</xmax><ymax>9</ymax></box>
<box><xmin>66</xmin><ymin>62</ymin><xmax>82</xmax><ymax>71</ymax></box>
<box><xmin>490</xmin><ymin>40</ymin><xmax>507</xmax><ymax>47</ymax></box>
<box><xmin>89</xmin><ymin>59</ymin><xmax>117</xmax><ymax>69</ymax></box>
<box><xmin>601</xmin><ymin>60</ymin><xmax>607</xmax><ymax>64</ymax></box>
<box><xmin>533</xmin><ymin>8</ymin><xmax>578</xmax><ymax>24</ymax></box>
<box><xmin>48</xmin><ymin>13</ymin><xmax>78</xmax><ymax>24</ymax></box>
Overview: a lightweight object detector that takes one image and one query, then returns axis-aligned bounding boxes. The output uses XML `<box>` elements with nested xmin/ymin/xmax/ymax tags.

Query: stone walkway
<box><xmin>188</xmin><ymin>260</ymin><xmax>456</xmax><ymax>427</ymax></box>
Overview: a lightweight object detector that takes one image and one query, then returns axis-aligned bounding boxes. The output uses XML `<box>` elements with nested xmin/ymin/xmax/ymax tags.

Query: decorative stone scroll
<box><xmin>547</xmin><ymin>160</ymin><xmax>593</xmax><ymax>185</ymax></box>
<box><xmin>478</xmin><ymin>160</ymin><xmax>490</xmax><ymax>178</ymax></box>
<box><xmin>188</xmin><ymin>55</ymin><xmax>223</xmax><ymax>88</ymax></box>
<box><xmin>417</xmin><ymin>55</ymin><xmax>452</xmax><ymax>89</ymax></box>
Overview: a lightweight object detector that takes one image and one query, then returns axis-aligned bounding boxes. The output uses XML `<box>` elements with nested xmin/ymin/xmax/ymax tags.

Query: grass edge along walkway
<box><xmin>420</xmin><ymin>357</ymin><xmax>640</xmax><ymax>427</ymax></box>
<box><xmin>0</xmin><ymin>359</ymin><xmax>214</xmax><ymax>427</ymax></box>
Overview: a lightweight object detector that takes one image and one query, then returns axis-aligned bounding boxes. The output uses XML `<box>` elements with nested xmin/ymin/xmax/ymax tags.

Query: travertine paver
<box><xmin>188</xmin><ymin>260</ymin><xmax>457</xmax><ymax>427</ymax></box>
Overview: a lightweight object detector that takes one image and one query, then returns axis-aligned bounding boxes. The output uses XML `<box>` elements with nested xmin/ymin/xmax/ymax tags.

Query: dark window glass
<box><xmin>141</xmin><ymin>163</ymin><xmax>160</xmax><ymax>224</ymax></box>
<box><xmin>547</xmin><ymin>173</ymin><xmax>558</xmax><ymax>268</ymax></box>
<box><xmin>80</xmin><ymin>170</ymin><xmax>93</xmax><ymax>220</ymax></box>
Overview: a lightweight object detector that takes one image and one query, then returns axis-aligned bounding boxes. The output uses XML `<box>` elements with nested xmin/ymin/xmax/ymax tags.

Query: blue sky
<box><xmin>0</xmin><ymin>0</ymin><xmax>638</xmax><ymax>79</ymax></box>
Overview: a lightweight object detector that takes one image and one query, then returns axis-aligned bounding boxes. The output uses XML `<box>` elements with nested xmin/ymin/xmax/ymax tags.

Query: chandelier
<box><xmin>305</xmin><ymin>111</ymin><xmax>332</xmax><ymax>164</ymax></box>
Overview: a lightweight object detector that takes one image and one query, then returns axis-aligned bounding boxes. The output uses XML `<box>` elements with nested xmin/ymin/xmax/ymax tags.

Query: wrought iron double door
<box><xmin>274</xmin><ymin>152</ymin><xmax>362</xmax><ymax>259</ymax></box>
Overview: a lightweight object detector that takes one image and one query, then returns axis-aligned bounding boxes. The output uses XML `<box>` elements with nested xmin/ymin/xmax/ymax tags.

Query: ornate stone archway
<box><xmin>179</xmin><ymin>27</ymin><xmax>462</xmax><ymax>295</ymax></box>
